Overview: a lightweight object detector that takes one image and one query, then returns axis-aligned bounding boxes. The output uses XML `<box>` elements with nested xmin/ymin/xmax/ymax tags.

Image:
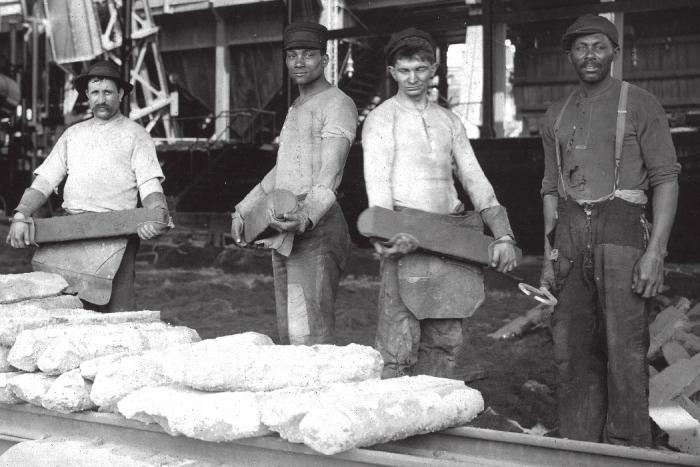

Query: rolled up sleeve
<box><xmin>637</xmin><ymin>96</ymin><xmax>681</xmax><ymax>187</ymax></box>
<box><xmin>540</xmin><ymin>107</ymin><xmax>560</xmax><ymax>198</ymax></box>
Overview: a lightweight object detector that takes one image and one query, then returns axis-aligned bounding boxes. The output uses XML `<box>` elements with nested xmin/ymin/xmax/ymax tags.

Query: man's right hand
<box><xmin>539</xmin><ymin>257</ymin><xmax>555</xmax><ymax>290</ymax></box>
<box><xmin>231</xmin><ymin>212</ymin><xmax>247</xmax><ymax>247</ymax></box>
<box><xmin>6</xmin><ymin>213</ymin><xmax>36</xmax><ymax>248</ymax></box>
<box><xmin>371</xmin><ymin>233</ymin><xmax>419</xmax><ymax>259</ymax></box>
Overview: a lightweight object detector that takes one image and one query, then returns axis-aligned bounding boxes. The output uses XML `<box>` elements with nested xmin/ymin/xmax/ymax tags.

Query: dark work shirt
<box><xmin>541</xmin><ymin>79</ymin><xmax>680</xmax><ymax>200</ymax></box>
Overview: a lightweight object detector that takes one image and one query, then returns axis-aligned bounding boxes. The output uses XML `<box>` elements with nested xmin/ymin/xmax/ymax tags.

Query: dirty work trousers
<box><xmin>272</xmin><ymin>203</ymin><xmax>350</xmax><ymax>345</ymax></box>
<box><xmin>84</xmin><ymin>235</ymin><xmax>139</xmax><ymax>313</ymax></box>
<box><xmin>552</xmin><ymin>197</ymin><xmax>651</xmax><ymax>447</ymax></box>
<box><xmin>375</xmin><ymin>257</ymin><xmax>463</xmax><ymax>379</ymax></box>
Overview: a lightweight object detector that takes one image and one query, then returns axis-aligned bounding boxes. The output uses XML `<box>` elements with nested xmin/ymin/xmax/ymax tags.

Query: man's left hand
<box><xmin>268</xmin><ymin>211</ymin><xmax>310</xmax><ymax>234</ymax></box>
<box><xmin>490</xmin><ymin>237</ymin><xmax>518</xmax><ymax>273</ymax></box>
<box><xmin>632</xmin><ymin>251</ymin><xmax>664</xmax><ymax>298</ymax></box>
<box><xmin>137</xmin><ymin>221</ymin><xmax>167</xmax><ymax>240</ymax></box>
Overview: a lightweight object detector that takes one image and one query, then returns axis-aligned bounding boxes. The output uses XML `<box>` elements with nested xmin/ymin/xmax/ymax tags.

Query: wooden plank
<box><xmin>648</xmin><ymin>301</ymin><xmax>692</xmax><ymax>359</ymax></box>
<box><xmin>663</xmin><ymin>340</ymin><xmax>691</xmax><ymax>365</ymax></box>
<box><xmin>676</xmin><ymin>330</ymin><xmax>700</xmax><ymax>355</ymax></box>
<box><xmin>33</xmin><ymin>209</ymin><xmax>169</xmax><ymax>243</ymax></box>
<box><xmin>650</xmin><ymin>354</ymin><xmax>700</xmax><ymax>406</ymax></box>
<box><xmin>676</xmin><ymin>395</ymin><xmax>700</xmax><ymax>424</ymax></box>
<box><xmin>357</xmin><ymin>206</ymin><xmax>522</xmax><ymax>266</ymax></box>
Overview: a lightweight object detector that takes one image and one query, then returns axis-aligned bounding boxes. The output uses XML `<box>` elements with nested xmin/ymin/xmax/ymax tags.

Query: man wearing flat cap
<box><xmin>231</xmin><ymin>22</ymin><xmax>357</xmax><ymax>345</ymax></box>
<box><xmin>362</xmin><ymin>28</ymin><xmax>517</xmax><ymax>379</ymax></box>
<box><xmin>6</xmin><ymin>60</ymin><xmax>170</xmax><ymax>312</ymax></box>
<box><xmin>540</xmin><ymin>14</ymin><xmax>680</xmax><ymax>446</ymax></box>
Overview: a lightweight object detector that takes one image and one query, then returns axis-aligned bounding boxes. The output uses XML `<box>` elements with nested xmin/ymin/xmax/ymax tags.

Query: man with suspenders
<box><xmin>540</xmin><ymin>15</ymin><xmax>680</xmax><ymax>446</ymax></box>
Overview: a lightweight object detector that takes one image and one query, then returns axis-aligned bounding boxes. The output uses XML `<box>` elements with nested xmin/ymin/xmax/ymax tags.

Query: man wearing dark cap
<box><xmin>6</xmin><ymin>60</ymin><xmax>169</xmax><ymax>312</ymax></box>
<box><xmin>362</xmin><ymin>28</ymin><xmax>517</xmax><ymax>379</ymax></box>
<box><xmin>540</xmin><ymin>14</ymin><xmax>680</xmax><ymax>446</ymax></box>
<box><xmin>231</xmin><ymin>22</ymin><xmax>357</xmax><ymax>345</ymax></box>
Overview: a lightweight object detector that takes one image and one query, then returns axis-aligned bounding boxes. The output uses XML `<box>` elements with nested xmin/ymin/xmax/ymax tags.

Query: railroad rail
<box><xmin>1</xmin><ymin>403</ymin><xmax>699</xmax><ymax>466</ymax></box>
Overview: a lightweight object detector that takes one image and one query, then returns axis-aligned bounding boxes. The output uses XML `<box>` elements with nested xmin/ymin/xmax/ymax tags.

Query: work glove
<box><xmin>231</xmin><ymin>211</ymin><xmax>247</xmax><ymax>247</ymax></box>
<box><xmin>6</xmin><ymin>213</ymin><xmax>37</xmax><ymax>248</ymax></box>
<box><xmin>268</xmin><ymin>210</ymin><xmax>311</xmax><ymax>234</ymax></box>
<box><xmin>488</xmin><ymin>235</ymin><xmax>518</xmax><ymax>272</ymax></box>
<box><xmin>539</xmin><ymin>236</ymin><xmax>556</xmax><ymax>290</ymax></box>
<box><xmin>539</xmin><ymin>257</ymin><xmax>556</xmax><ymax>291</ymax></box>
<box><xmin>371</xmin><ymin>233</ymin><xmax>419</xmax><ymax>259</ymax></box>
<box><xmin>138</xmin><ymin>192</ymin><xmax>174</xmax><ymax>240</ymax></box>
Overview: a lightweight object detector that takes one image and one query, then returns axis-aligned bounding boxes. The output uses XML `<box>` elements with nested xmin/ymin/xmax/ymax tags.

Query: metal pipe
<box><xmin>122</xmin><ymin>0</ymin><xmax>132</xmax><ymax>116</ymax></box>
<box><xmin>284</xmin><ymin>0</ymin><xmax>293</xmax><ymax>110</ymax></box>
<box><xmin>31</xmin><ymin>19</ymin><xmax>38</xmax><ymax>173</ymax></box>
<box><xmin>481</xmin><ymin>0</ymin><xmax>494</xmax><ymax>138</ymax></box>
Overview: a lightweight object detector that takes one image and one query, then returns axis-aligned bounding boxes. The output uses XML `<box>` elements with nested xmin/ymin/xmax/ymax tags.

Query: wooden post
<box><xmin>612</xmin><ymin>12</ymin><xmax>624</xmax><ymax>79</ymax></box>
<box><xmin>437</xmin><ymin>40</ymin><xmax>448</xmax><ymax>107</ymax></box>
<box><xmin>481</xmin><ymin>0</ymin><xmax>494</xmax><ymax>138</ymax></box>
<box><xmin>492</xmin><ymin>23</ymin><xmax>507</xmax><ymax>138</ymax></box>
<box><xmin>214</xmin><ymin>10</ymin><xmax>231</xmax><ymax>141</ymax></box>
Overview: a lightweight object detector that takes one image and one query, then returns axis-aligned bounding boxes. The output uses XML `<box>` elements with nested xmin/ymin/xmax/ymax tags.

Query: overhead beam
<box><xmin>329</xmin><ymin>0</ymin><xmax>699</xmax><ymax>40</ymax></box>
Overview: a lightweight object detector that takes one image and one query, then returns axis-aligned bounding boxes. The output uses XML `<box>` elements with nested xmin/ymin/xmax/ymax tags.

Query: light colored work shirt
<box><xmin>237</xmin><ymin>86</ymin><xmax>357</xmax><ymax>225</ymax></box>
<box><xmin>34</xmin><ymin>114</ymin><xmax>164</xmax><ymax>213</ymax></box>
<box><xmin>362</xmin><ymin>97</ymin><xmax>499</xmax><ymax>214</ymax></box>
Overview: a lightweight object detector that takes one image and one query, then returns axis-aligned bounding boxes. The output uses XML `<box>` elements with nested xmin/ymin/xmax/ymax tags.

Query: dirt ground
<box><xmin>3</xmin><ymin>224</ymin><xmax>700</xmax><ymax>437</ymax></box>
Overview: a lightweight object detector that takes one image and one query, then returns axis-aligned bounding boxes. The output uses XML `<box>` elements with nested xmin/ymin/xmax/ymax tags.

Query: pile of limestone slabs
<box><xmin>0</xmin><ymin>271</ymin><xmax>201</xmax><ymax>413</ymax></box>
<box><xmin>0</xmin><ymin>271</ymin><xmax>485</xmax><ymax>456</ymax></box>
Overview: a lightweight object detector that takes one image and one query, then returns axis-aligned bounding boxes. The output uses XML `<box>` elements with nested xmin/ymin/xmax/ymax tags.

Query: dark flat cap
<box><xmin>562</xmin><ymin>14</ymin><xmax>619</xmax><ymax>50</ymax></box>
<box><xmin>74</xmin><ymin>60</ymin><xmax>133</xmax><ymax>95</ymax></box>
<box><xmin>385</xmin><ymin>27</ymin><xmax>435</xmax><ymax>60</ymax></box>
<box><xmin>284</xmin><ymin>22</ymin><xmax>328</xmax><ymax>51</ymax></box>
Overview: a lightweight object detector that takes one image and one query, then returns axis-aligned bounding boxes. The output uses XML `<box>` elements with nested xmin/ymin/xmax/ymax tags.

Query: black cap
<box><xmin>74</xmin><ymin>60</ymin><xmax>133</xmax><ymax>96</ymax></box>
<box><xmin>384</xmin><ymin>27</ymin><xmax>435</xmax><ymax>62</ymax></box>
<box><xmin>284</xmin><ymin>22</ymin><xmax>328</xmax><ymax>51</ymax></box>
<box><xmin>562</xmin><ymin>14</ymin><xmax>619</xmax><ymax>51</ymax></box>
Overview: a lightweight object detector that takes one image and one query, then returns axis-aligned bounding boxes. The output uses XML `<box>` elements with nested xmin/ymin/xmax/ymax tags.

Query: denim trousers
<box><xmin>375</xmin><ymin>257</ymin><xmax>463</xmax><ymax>379</ymax></box>
<box><xmin>551</xmin><ymin>197</ymin><xmax>651</xmax><ymax>447</ymax></box>
<box><xmin>272</xmin><ymin>203</ymin><xmax>350</xmax><ymax>345</ymax></box>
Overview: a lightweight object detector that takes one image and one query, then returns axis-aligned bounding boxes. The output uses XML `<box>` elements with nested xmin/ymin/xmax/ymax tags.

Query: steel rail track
<box><xmin>1</xmin><ymin>403</ymin><xmax>699</xmax><ymax>466</ymax></box>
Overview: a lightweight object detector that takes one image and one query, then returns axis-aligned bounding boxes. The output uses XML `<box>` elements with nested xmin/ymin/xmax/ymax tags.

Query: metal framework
<box><xmin>41</xmin><ymin>0</ymin><xmax>177</xmax><ymax>137</ymax></box>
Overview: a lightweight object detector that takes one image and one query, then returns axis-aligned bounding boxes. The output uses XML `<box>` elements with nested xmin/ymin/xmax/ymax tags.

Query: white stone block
<box><xmin>0</xmin><ymin>309</ymin><xmax>161</xmax><ymax>347</ymax></box>
<box><xmin>0</xmin><ymin>371</ymin><xmax>23</xmax><ymax>404</ymax></box>
<box><xmin>0</xmin><ymin>294</ymin><xmax>83</xmax><ymax>314</ymax></box>
<box><xmin>41</xmin><ymin>369</ymin><xmax>95</xmax><ymax>413</ymax></box>
<box><xmin>261</xmin><ymin>375</ymin><xmax>470</xmax><ymax>444</ymax></box>
<box><xmin>117</xmin><ymin>385</ymin><xmax>270</xmax><ymax>442</ymax></box>
<box><xmin>162</xmin><ymin>342</ymin><xmax>382</xmax><ymax>392</ymax></box>
<box><xmin>89</xmin><ymin>347</ymin><xmax>182</xmax><ymax>408</ymax></box>
<box><xmin>81</xmin><ymin>353</ymin><xmax>135</xmax><ymax>381</ymax></box>
<box><xmin>297</xmin><ymin>376</ymin><xmax>484</xmax><ymax>455</ymax></box>
<box><xmin>0</xmin><ymin>272</ymin><xmax>68</xmax><ymax>304</ymax></box>
<box><xmin>90</xmin><ymin>333</ymin><xmax>273</xmax><ymax>407</ymax></box>
<box><xmin>6</xmin><ymin>372</ymin><xmax>57</xmax><ymax>406</ymax></box>
<box><xmin>9</xmin><ymin>321</ymin><xmax>198</xmax><ymax>375</ymax></box>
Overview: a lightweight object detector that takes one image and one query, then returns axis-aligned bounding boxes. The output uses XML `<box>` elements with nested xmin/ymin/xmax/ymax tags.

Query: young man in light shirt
<box><xmin>231</xmin><ymin>22</ymin><xmax>357</xmax><ymax>345</ymax></box>
<box><xmin>362</xmin><ymin>28</ymin><xmax>517</xmax><ymax>379</ymax></box>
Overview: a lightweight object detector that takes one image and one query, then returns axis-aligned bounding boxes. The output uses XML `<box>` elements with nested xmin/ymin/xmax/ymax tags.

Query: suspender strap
<box><xmin>613</xmin><ymin>81</ymin><xmax>630</xmax><ymax>194</ymax></box>
<box><xmin>553</xmin><ymin>90</ymin><xmax>576</xmax><ymax>200</ymax></box>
